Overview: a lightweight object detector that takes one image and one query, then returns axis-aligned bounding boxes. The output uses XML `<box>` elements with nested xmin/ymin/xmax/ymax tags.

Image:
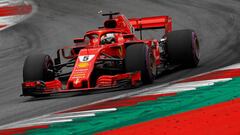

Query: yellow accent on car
<box><xmin>77</xmin><ymin>62</ymin><xmax>89</xmax><ymax>68</ymax></box>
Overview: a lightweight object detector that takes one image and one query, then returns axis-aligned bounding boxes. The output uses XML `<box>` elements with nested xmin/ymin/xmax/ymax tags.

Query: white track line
<box><xmin>142</xmin><ymin>88</ymin><xmax>197</xmax><ymax>95</ymax></box>
<box><xmin>0</xmin><ymin>108</ymin><xmax>117</xmax><ymax>129</ymax></box>
<box><xmin>0</xmin><ymin>0</ymin><xmax>24</xmax><ymax>7</ymax></box>
<box><xmin>44</xmin><ymin>113</ymin><xmax>95</xmax><ymax>120</ymax></box>
<box><xmin>217</xmin><ymin>63</ymin><xmax>240</xmax><ymax>71</ymax></box>
<box><xmin>0</xmin><ymin>15</ymin><xmax>22</xmax><ymax>30</ymax></box>
<box><xmin>17</xmin><ymin>119</ymin><xmax>73</xmax><ymax>128</ymax></box>
<box><xmin>138</xmin><ymin>78</ymin><xmax>232</xmax><ymax>96</ymax></box>
<box><xmin>1</xmin><ymin>113</ymin><xmax>94</xmax><ymax>129</ymax></box>
<box><xmin>58</xmin><ymin>108</ymin><xmax>117</xmax><ymax>115</ymax></box>
<box><xmin>167</xmin><ymin>82</ymin><xmax>214</xmax><ymax>88</ymax></box>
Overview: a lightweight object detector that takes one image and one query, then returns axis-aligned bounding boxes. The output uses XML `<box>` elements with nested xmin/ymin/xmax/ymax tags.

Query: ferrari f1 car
<box><xmin>22</xmin><ymin>12</ymin><xmax>200</xmax><ymax>97</ymax></box>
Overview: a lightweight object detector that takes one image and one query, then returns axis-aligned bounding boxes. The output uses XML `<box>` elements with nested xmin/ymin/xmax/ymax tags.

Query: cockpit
<box><xmin>100</xmin><ymin>33</ymin><xmax>116</xmax><ymax>45</ymax></box>
<box><xmin>83</xmin><ymin>31</ymin><xmax>123</xmax><ymax>46</ymax></box>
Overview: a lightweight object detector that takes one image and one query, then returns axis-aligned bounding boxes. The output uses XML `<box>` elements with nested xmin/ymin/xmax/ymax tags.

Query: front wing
<box><xmin>21</xmin><ymin>72</ymin><xmax>141</xmax><ymax>97</ymax></box>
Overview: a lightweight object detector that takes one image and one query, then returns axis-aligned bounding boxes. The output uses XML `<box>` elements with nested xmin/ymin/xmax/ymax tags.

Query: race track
<box><xmin>0</xmin><ymin>0</ymin><xmax>239</xmax><ymax>126</ymax></box>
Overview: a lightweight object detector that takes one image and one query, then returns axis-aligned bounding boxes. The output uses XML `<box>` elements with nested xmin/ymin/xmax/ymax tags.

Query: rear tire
<box><xmin>23</xmin><ymin>54</ymin><xmax>55</xmax><ymax>82</ymax></box>
<box><xmin>125</xmin><ymin>43</ymin><xmax>154</xmax><ymax>84</ymax></box>
<box><xmin>166</xmin><ymin>29</ymin><xmax>200</xmax><ymax>67</ymax></box>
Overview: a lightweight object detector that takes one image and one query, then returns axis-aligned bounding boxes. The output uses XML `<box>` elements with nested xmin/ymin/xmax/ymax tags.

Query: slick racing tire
<box><xmin>23</xmin><ymin>54</ymin><xmax>55</xmax><ymax>82</ymax></box>
<box><xmin>125</xmin><ymin>43</ymin><xmax>155</xmax><ymax>84</ymax></box>
<box><xmin>166</xmin><ymin>29</ymin><xmax>200</xmax><ymax>67</ymax></box>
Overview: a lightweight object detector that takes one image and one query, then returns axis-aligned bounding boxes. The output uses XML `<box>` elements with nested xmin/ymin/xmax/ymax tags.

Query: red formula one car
<box><xmin>22</xmin><ymin>12</ymin><xmax>199</xmax><ymax>97</ymax></box>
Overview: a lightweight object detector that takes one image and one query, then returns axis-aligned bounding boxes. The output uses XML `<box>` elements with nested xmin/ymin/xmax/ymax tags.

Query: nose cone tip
<box><xmin>73</xmin><ymin>79</ymin><xmax>82</xmax><ymax>88</ymax></box>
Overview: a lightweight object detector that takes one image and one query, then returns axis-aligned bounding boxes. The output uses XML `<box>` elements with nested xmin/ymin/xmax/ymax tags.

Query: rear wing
<box><xmin>129</xmin><ymin>16</ymin><xmax>172</xmax><ymax>34</ymax></box>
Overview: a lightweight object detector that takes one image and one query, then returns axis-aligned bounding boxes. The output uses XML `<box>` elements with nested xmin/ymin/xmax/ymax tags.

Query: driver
<box><xmin>101</xmin><ymin>33</ymin><xmax>116</xmax><ymax>44</ymax></box>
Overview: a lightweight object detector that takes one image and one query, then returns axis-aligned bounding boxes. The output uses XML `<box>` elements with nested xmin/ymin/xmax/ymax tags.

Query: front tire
<box><xmin>23</xmin><ymin>54</ymin><xmax>55</xmax><ymax>82</ymax></box>
<box><xmin>125</xmin><ymin>43</ymin><xmax>155</xmax><ymax>84</ymax></box>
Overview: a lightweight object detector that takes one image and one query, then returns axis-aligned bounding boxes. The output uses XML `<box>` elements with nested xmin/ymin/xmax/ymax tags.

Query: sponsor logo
<box><xmin>72</xmin><ymin>73</ymin><xmax>86</xmax><ymax>78</ymax></box>
<box><xmin>77</xmin><ymin>62</ymin><xmax>89</xmax><ymax>68</ymax></box>
<box><xmin>74</xmin><ymin>69</ymin><xmax>88</xmax><ymax>72</ymax></box>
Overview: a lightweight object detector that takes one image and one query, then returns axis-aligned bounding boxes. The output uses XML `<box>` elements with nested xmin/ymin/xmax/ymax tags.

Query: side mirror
<box><xmin>61</xmin><ymin>48</ymin><xmax>76</xmax><ymax>59</ymax></box>
<box><xmin>123</xmin><ymin>34</ymin><xmax>134</xmax><ymax>39</ymax></box>
<box><xmin>73</xmin><ymin>38</ymin><xmax>84</xmax><ymax>43</ymax></box>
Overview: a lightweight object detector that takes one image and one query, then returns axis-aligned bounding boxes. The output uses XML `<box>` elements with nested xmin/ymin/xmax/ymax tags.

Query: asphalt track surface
<box><xmin>0</xmin><ymin>0</ymin><xmax>239</xmax><ymax>126</ymax></box>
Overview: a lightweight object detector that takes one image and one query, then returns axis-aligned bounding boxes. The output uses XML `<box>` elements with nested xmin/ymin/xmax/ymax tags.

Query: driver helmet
<box><xmin>101</xmin><ymin>33</ymin><xmax>115</xmax><ymax>44</ymax></box>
